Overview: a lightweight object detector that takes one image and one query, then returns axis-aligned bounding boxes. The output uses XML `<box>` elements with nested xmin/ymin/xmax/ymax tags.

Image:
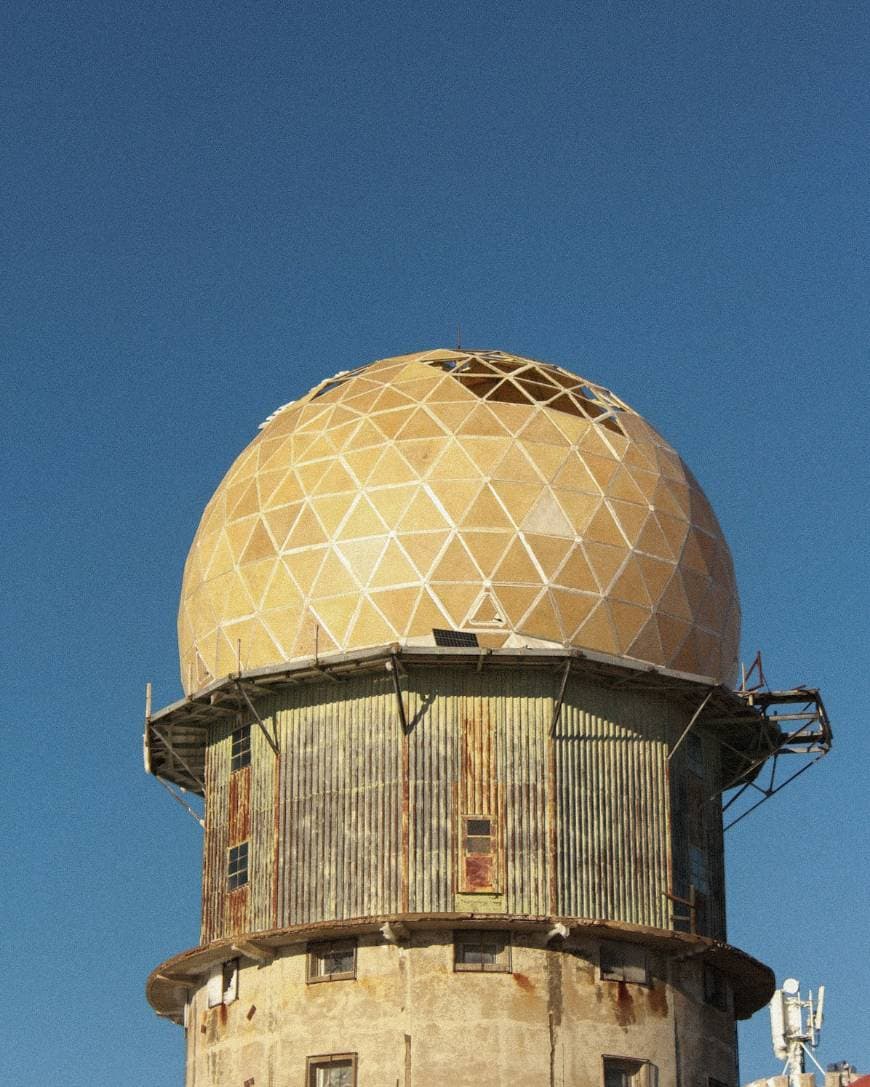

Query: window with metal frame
<box><xmin>227</xmin><ymin>841</ymin><xmax>249</xmax><ymax>890</ymax></box>
<box><xmin>459</xmin><ymin>814</ymin><xmax>497</xmax><ymax>892</ymax></box>
<box><xmin>603</xmin><ymin>1056</ymin><xmax>656</xmax><ymax>1086</ymax></box>
<box><xmin>306</xmin><ymin>940</ymin><xmax>357</xmax><ymax>983</ymax></box>
<box><xmin>306</xmin><ymin>1053</ymin><xmax>357</xmax><ymax>1087</ymax></box>
<box><xmin>454</xmin><ymin>930</ymin><xmax>511</xmax><ymax>973</ymax></box>
<box><xmin>230</xmin><ymin>723</ymin><xmax>251</xmax><ymax>772</ymax></box>
<box><xmin>599</xmin><ymin>942</ymin><xmax>649</xmax><ymax>985</ymax></box>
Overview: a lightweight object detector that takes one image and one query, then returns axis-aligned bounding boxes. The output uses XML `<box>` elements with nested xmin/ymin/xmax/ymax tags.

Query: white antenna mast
<box><xmin>813</xmin><ymin>986</ymin><xmax>825</xmax><ymax>1034</ymax></box>
<box><xmin>767</xmin><ymin>977</ymin><xmax>827</xmax><ymax>1087</ymax></box>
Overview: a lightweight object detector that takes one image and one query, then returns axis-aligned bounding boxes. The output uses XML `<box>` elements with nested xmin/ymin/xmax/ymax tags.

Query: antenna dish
<box><xmin>782</xmin><ymin>977</ymin><xmax>800</xmax><ymax>995</ymax></box>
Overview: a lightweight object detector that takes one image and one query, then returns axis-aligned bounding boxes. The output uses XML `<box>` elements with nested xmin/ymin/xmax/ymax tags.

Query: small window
<box><xmin>603</xmin><ymin>1056</ymin><xmax>655</xmax><ymax>1086</ymax></box>
<box><xmin>599</xmin><ymin>942</ymin><xmax>649</xmax><ymax>985</ymax></box>
<box><xmin>459</xmin><ymin>814</ymin><xmax>497</xmax><ymax>892</ymax></box>
<box><xmin>206</xmin><ymin>958</ymin><xmax>239</xmax><ymax>1007</ymax></box>
<box><xmin>307</xmin><ymin>940</ymin><xmax>357</xmax><ymax>983</ymax></box>
<box><xmin>231</xmin><ymin>724</ymin><xmax>251</xmax><ymax>772</ymax></box>
<box><xmin>454</xmin><ymin>930</ymin><xmax>511</xmax><ymax>973</ymax></box>
<box><xmin>703</xmin><ymin>966</ymin><xmax>730</xmax><ymax>1012</ymax></box>
<box><xmin>227</xmin><ymin>841</ymin><xmax>249</xmax><ymax>890</ymax></box>
<box><xmin>306</xmin><ymin>1053</ymin><xmax>357</xmax><ymax>1087</ymax></box>
<box><xmin>464</xmin><ymin>816</ymin><xmax>493</xmax><ymax>852</ymax></box>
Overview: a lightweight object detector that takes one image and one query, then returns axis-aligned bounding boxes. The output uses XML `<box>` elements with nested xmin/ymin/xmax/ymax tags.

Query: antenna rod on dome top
<box><xmin>456</xmin><ymin>322</ymin><xmax>461</xmax><ymax>350</ymax></box>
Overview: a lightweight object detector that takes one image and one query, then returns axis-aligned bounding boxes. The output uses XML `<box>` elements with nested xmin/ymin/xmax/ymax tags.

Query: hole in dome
<box><xmin>456</xmin><ymin>374</ymin><xmax>502</xmax><ymax>397</ymax></box>
<box><xmin>548</xmin><ymin>393</ymin><xmax>588</xmax><ymax>418</ymax></box>
<box><xmin>485</xmin><ymin>380</ymin><xmax>535</xmax><ymax>405</ymax></box>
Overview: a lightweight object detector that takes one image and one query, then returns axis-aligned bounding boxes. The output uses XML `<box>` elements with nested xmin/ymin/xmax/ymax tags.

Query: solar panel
<box><xmin>433</xmin><ymin>629</ymin><xmax>480</xmax><ymax>648</ymax></box>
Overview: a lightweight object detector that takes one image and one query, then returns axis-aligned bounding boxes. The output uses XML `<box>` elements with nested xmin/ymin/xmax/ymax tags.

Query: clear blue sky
<box><xmin>3</xmin><ymin>1</ymin><xmax>868</xmax><ymax>1082</ymax></box>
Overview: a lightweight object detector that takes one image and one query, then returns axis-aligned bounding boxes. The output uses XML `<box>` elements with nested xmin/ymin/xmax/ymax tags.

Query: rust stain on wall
<box><xmin>228</xmin><ymin>765</ymin><xmax>251</xmax><ymax>845</ymax></box>
<box><xmin>464</xmin><ymin>853</ymin><xmax>494</xmax><ymax>891</ymax></box>
<box><xmin>647</xmin><ymin>981</ymin><xmax>669</xmax><ymax>1018</ymax></box>
<box><xmin>613</xmin><ymin>980</ymin><xmax>636</xmax><ymax>1027</ymax></box>
<box><xmin>225</xmin><ymin>885</ymin><xmax>248</xmax><ymax>935</ymax></box>
<box><xmin>458</xmin><ymin>700</ymin><xmax>501</xmax><ymax>893</ymax></box>
<box><xmin>513</xmin><ymin>972</ymin><xmax>535</xmax><ymax>993</ymax></box>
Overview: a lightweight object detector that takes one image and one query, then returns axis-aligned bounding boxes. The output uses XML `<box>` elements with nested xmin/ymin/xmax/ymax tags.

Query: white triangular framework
<box><xmin>466</xmin><ymin>589</ymin><xmax>506</xmax><ymax>627</ymax></box>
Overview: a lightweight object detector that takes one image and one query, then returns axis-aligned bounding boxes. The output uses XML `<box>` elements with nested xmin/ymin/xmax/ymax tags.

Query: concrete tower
<box><xmin>145</xmin><ymin>349</ymin><xmax>830</xmax><ymax>1086</ymax></box>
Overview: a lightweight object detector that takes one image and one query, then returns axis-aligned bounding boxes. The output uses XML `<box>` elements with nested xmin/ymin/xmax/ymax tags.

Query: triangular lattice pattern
<box><xmin>178</xmin><ymin>350</ymin><xmax>740</xmax><ymax>692</ymax></box>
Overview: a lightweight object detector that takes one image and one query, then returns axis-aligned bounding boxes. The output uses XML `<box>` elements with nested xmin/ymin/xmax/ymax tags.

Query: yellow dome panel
<box><xmin>178</xmin><ymin>349</ymin><xmax>740</xmax><ymax>691</ymax></box>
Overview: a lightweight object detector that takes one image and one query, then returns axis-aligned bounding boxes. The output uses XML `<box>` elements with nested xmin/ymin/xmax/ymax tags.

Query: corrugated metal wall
<box><xmin>201</xmin><ymin>715</ymin><xmax>277</xmax><ymax>942</ymax></box>
<box><xmin>248</xmin><ymin>718</ymin><xmax>277</xmax><ymax>932</ymax></box>
<box><xmin>495</xmin><ymin>672</ymin><xmax>550</xmax><ymax>916</ymax></box>
<box><xmin>554</xmin><ymin>682</ymin><xmax>675</xmax><ymax>929</ymax></box>
<box><xmin>276</xmin><ymin>676</ymin><xmax>402</xmax><ymax>925</ymax></box>
<box><xmin>668</xmin><ymin>728</ymin><xmax>727</xmax><ymax>941</ymax></box>
<box><xmin>406</xmin><ymin>672</ymin><xmax>456</xmax><ymax>914</ymax></box>
<box><xmin>200</xmin><ymin>668</ymin><xmax>725</xmax><ymax>941</ymax></box>
<box><xmin>201</xmin><ymin>719</ymin><xmax>231</xmax><ymax>943</ymax></box>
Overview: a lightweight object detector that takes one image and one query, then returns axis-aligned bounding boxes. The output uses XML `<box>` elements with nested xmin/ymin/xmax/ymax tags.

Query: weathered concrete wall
<box><xmin>184</xmin><ymin>932</ymin><xmax>738</xmax><ymax>1086</ymax></box>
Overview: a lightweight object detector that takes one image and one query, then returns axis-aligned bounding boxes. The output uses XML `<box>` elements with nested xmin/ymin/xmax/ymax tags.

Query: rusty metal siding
<box><xmin>201</xmin><ymin>719</ymin><xmax>233</xmax><ymax>943</ymax></box>
<box><xmin>225</xmin><ymin>763</ymin><xmax>251</xmax><ymax>936</ymax></box>
<box><xmin>705</xmin><ymin>734</ymin><xmax>727</xmax><ymax>941</ymax></box>
<box><xmin>457</xmin><ymin>678</ymin><xmax>499</xmax><ymax>893</ymax></box>
<box><xmin>407</xmin><ymin>674</ymin><xmax>456</xmax><ymax>914</ymax></box>
<box><xmin>496</xmin><ymin>671</ymin><xmax>549</xmax><ymax>916</ymax></box>
<box><xmin>276</xmin><ymin>675</ymin><xmax>402</xmax><ymax>926</ymax></box>
<box><xmin>667</xmin><ymin>724</ymin><xmax>727</xmax><ymax>940</ymax></box>
<box><xmin>248</xmin><ymin>714</ymin><xmax>277</xmax><ymax>932</ymax></box>
<box><xmin>227</xmin><ymin>765</ymin><xmax>250</xmax><ymax>844</ymax></box>
<box><xmin>554</xmin><ymin>682</ymin><xmax>673</xmax><ymax>928</ymax></box>
<box><xmin>197</xmin><ymin>668</ymin><xmax>729</xmax><ymax>940</ymax></box>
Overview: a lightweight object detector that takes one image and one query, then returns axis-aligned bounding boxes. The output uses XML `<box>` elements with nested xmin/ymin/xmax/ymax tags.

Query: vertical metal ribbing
<box><xmin>408</xmin><ymin>671</ymin><xmax>454</xmax><ymax>914</ymax></box>
<box><xmin>249</xmin><ymin>706</ymin><xmax>275</xmax><ymax>932</ymax></box>
<box><xmin>708</xmin><ymin>734</ymin><xmax>727</xmax><ymax>940</ymax></box>
<box><xmin>273</xmin><ymin>674</ymin><xmax>402</xmax><ymax>926</ymax></box>
<box><xmin>498</xmin><ymin>671</ymin><xmax>548</xmax><ymax>917</ymax></box>
<box><xmin>554</xmin><ymin>685</ymin><xmax>672</xmax><ymax>926</ymax></box>
<box><xmin>201</xmin><ymin>719</ymin><xmax>233</xmax><ymax>942</ymax></box>
<box><xmin>650</xmin><ymin>700</ymin><xmax>671</xmax><ymax>929</ymax></box>
<box><xmin>199</xmin><ymin>666</ymin><xmax>702</xmax><ymax>940</ymax></box>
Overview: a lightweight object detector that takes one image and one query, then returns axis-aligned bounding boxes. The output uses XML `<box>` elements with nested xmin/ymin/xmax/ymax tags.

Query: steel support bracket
<box><xmin>149</xmin><ymin>723</ymin><xmax>207</xmax><ymax>793</ymax></box>
<box><xmin>156</xmin><ymin>776</ymin><xmax>205</xmax><ymax>828</ymax></box>
<box><xmin>667</xmin><ymin>689</ymin><xmax>714</xmax><ymax>761</ymax></box>
<box><xmin>386</xmin><ymin>656</ymin><xmax>409</xmax><ymax>734</ymax></box>
<box><xmin>550</xmin><ymin>658</ymin><xmax>572</xmax><ymax>737</ymax></box>
<box><xmin>234</xmin><ymin>680</ymin><xmax>280</xmax><ymax>756</ymax></box>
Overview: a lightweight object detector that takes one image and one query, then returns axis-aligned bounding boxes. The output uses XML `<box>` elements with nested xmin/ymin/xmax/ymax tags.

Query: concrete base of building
<box><xmin>149</xmin><ymin>916</ymin><xmax>772</xmax><ymax>1086</ymax></box>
